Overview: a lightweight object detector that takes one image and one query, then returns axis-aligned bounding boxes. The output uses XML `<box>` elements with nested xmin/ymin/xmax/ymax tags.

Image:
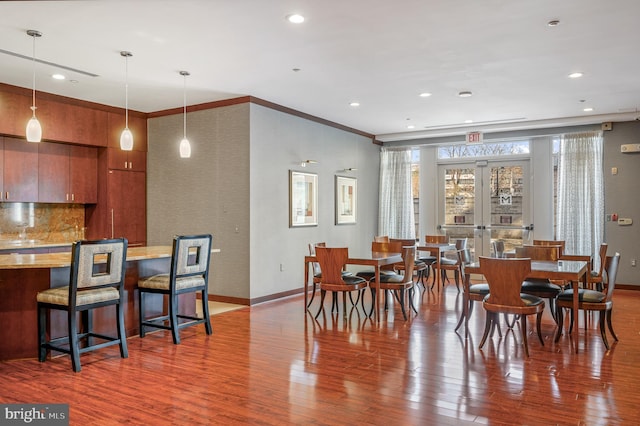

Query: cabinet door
<box><xmin>69</xmin><ymin>146</ymin><xmax>97</xmax><ymax>203</ymax></box>
<box><xmin>3</xmin><ymin>137</ymin><xmax>38</xmax><ymax>202</ymax></box>
<box><xmin>108</xmin><ymin>170</ymin><xmax>146</xmax><ymax>246</ymax></box>
<box><xmin>38</xmin><ymin>142</ymin><xmax>70</xmax><ymax>202</ymax></box>
<box><xmin>107</xmin><ymin>148</ymin><xmax>146</xmax><ymax>172</ymax></box>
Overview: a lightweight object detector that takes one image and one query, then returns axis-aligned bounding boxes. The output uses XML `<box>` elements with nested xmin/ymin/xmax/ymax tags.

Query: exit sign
<box><xmin>466</xmin><ymin>131</ymin><xmax>483</xmax><ymax>144</ymax></box>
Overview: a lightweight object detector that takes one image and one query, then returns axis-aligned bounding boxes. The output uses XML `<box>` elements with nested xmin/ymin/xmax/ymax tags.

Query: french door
<box><xmin>437</xmin><ymin>160</ymin><xmax>531</xmax><ymax>257</ymax></box>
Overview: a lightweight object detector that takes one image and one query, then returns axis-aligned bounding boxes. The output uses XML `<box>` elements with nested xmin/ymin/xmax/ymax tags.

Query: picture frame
<box><xmin>289</xmin><ymin>170</ymin><xmax>318</xmax><ymax>227</ymax></box>
<box><xmin>335</xmin><ymin>175</ymin><xmax>357</xmax><ymax>225</ymax></box>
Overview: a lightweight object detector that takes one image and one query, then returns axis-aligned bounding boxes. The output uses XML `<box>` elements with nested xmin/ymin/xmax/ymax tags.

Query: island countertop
<box><xmin>0</xmin><ymin>245</ymin><xmax>221</xmax><ymax>269</ymax></box>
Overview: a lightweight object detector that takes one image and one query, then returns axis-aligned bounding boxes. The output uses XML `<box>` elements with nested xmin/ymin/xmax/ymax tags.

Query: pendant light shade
<box><xmin>179</xmin><ymin>71</ymin><xmax>191</xmax><ymax>158</ymax></box>
<box><xmin>26</xmin><ymin>30</ymin><xmax>42</xmax><ymax>143</ymax></box>
<box><xmin>120</xmin><ymin>51</ymin><xmax>134</xmax><ymax>151</ymax></box>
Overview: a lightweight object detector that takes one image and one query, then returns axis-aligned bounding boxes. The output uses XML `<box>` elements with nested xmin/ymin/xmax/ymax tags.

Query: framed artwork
<box><xmin>289</xmin><ymin>170</ymin><xmax>318</xmax><ymax>227</ymax></box>
<box><xmin>335</xmin><ymin>175</ymin><xmax>357</xmax><ymax>225</ymax></box>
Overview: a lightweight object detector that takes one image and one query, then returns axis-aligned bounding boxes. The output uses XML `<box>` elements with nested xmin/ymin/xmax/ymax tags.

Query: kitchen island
<box><xmin>0</xmin><ymin>245</ymin><xmax>220</xmax><ymax>360</ymax></box>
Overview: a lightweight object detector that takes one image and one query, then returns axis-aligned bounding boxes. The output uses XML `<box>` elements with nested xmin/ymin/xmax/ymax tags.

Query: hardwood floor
<box><xmin>2</xmin><ymin>282</ymin><xmax>640</xmax><ymax>425</ymax></box>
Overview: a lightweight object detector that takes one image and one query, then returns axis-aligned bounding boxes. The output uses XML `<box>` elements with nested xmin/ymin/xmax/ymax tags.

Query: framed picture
<box><xmin>335</xmin><ymin>175</ymin><xmax>357</xmax><ymax>225</ymax></box>
<box><xmin>289</xmin><ymin>170</ymin><xmax>318</xmax><ymax>227</ymax></box>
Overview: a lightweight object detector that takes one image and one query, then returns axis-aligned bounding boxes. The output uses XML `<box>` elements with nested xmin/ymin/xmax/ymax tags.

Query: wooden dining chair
<box><xmin>373</xmin><ymin>235</ymin><xmax>390</xmax><ymax>242</ymax></box>
<box><xmin>533</xmin><ymin>239</ymin><xmax>566</xmax><ymax>257</ymax></box>
<box><xmin>479</xmin><ymin>257</ymin><xmax>545</xmax><ymax>357</ymax></box>
<box><xmin>390</xmin><ymin>238</ymin><xmax>428</xmax><ymax>287</ymax></box>
<box><xmin>454</xmin><ymin>248</ymin><xmax>492</xmax><ymax>333</ymax></box>
<box><xmin>314</xmin><ymin>247</ymin><xmax>368</xmax><ymax>319</ymax></box>
<box><xmin>418</xmin><ymin>235</ymin><xmax>448</xmax><ymax>286</ymax></box>
<box><xmin>514</xmin><ymin>244</ymin><xmax>563</xmax><ymax>322</ymax></box>
<box><xmin>432</xmin><ymin>238</ymin><xmax>467</xmax><ymax>291</ymax></box>
<box><xmin>308</xmin><ymin>242</ymin><xmax>354</xmax><ymax>308</ymax></box>
<box><xmin>368</xmin><ymin>246</ymin><xmax>417</xmax><ymax>320</ymax></box>
<box><xmin>588</xmin><ymin>243</ymin><xmax>608</xmax><ymax>291</ymax></box>
<box><xmin>555</xmin><ymin>253</ymin><xmax>620</xmax><ymax>350</ymax></box>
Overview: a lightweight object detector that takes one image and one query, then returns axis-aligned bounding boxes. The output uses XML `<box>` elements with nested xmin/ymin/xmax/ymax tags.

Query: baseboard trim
<box><xmin>197</xmin><ymin>287</ymin><xmax>306</xmax><ymax>306</ymax></box>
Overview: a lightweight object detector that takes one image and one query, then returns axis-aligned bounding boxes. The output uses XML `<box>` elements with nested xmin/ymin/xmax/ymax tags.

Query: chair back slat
<box><xmin>74</xmin><ymin>238</ymin><xmax>127</xmax><ymax>290</ymax></box>
<box><xmin>372</xmin><ymin>241</ymin><xmax>403</xmax><ymax>254</ymax></box>
<box><xmin>480</xmin><ymin>257</ymin><xmax>532</xmax><ymax>307</ymax></box>
<box><xmin>595</xmin><ymin>243</ymin><xmax>609</xmax><ymax>277</ymax></box>
<box><xmin>309</xmin><ymin>242</ymin><xmax>326</xmax><ymax>276</ymax></box>
<box><xmin>515</xmin><ymin>245</ymin><xmax>560</xmax><ymax>261</ymax></box>
<box><xmin>425</xmin><ymin>235</ymin><xmax>447</xmax><ymax>244</ymax></box>
<box><xmin>315</xmin><ymin>247</ymin><xmax>349</xmax><ymax>285</ymax></box>
<box><xmin>400</xmin><ymin>246</ymin><xmax>416</xmax><ymax>280</ymax></box>
<box><xmin>604</xmin><ymin>253</ymin><xmax>620</xmax><ymax>302</ymax></box>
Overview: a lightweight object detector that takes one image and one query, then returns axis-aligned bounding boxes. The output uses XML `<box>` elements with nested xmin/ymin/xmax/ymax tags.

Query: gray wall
<box><xmin>147</xmin><ymin>101</ymin><xmax>380</xmax><ymax>302</ymax></box>
<box><xmin>603</xmin><ymin>120</ymin><xmax>640</xmax><ymax>285</ymax></box>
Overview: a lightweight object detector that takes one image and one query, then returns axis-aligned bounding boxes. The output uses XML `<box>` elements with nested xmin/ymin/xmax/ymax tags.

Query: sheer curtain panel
<box><xmin>556</xmin><ymin>131</ymin><xmax>604</xmax><ymax>269</ymax></box>
<box><xmin>379</xmin><ymin>147</ymin><xmax>415</xmax><ymax>239</ymax></box>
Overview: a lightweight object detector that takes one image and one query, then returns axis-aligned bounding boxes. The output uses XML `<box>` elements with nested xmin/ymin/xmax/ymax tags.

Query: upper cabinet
<box><xmin>106</xmin><ymin>112</ymin><xmax>147</xmax><ymax>171</ymax></box>
<box><xmin>38</xmin><ymin>142</ymin><xmax>98</xmax><ymax>203</ymax></box>
<box><xmin>3</xmin><ymin>137</ymin><xmax>39</xmax><ymax>202</ymax></box>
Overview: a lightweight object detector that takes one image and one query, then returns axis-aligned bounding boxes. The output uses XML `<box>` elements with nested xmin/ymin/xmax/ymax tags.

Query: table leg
<box><xmin>464</xmin><ymin>272</ymin><xmax>470</xmax><ymax>338</ymax></box>
<box><xmin>435</xmin><ymin>250</ymin><xmax>441</xmax><ymax>290</ymax></box>
<box><xmin>375</xmin><ymin>265</ymin><xmax>381</xmax><ymax>323</ymax></box>
<box><xmin>304</xmin><ymin>260</ymin><xmax>309</xmax><ymax>311</ymax></box>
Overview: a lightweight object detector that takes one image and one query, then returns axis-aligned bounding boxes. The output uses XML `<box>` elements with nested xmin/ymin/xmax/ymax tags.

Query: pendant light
<box><xmin>119</xmin><ymin>51</ymin><xmax>134</xmax><ymax>151</ymax></box>
<box><xmin>26</xmin><ymin>30</ymin><xmax>42</xmax><ymax>143</ymax></box>
<box><xmin>179</xmin><ymin>71</ymin><xmax>191</xmax><ymax>158</ymax></box>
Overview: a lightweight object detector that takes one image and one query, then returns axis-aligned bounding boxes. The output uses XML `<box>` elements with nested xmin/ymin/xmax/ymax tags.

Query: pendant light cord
<box><xmin>31</xmin><ymin>32</ymin><xmax>37</xmax><ymax>116</ymax></box>
<box><xmin>124</xmin><ymin>54</ymin><xmax>129</xmax><ymax>129</ymax></box>
<box><xmin>183</xmin><ymin>73</ymin><xmax>187</xmax><ymax>138</ymax></box>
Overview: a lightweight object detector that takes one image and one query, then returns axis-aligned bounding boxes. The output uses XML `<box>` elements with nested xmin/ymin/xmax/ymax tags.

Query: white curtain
<box><xmin>556</xmin><ymin>131</ymin><xmax>604</xmax><ymax>269</ymax></box>
<box><xmin>379</xmin><ymin>147</ymin><xmax>415</xmax><ymax>239</ymax></box>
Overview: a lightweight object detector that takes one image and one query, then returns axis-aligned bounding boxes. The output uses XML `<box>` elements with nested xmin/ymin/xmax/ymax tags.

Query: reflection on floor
<box><xmin>196</xmin><ymin>300</ymin><xmax>245</xmax><ymax>316</ymax></box>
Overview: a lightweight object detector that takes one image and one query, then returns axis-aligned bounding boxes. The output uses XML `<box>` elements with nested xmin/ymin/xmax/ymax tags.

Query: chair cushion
<box><xmin>356</xmin><ymin>270</ymin><xmax>395</xmax><ymax>280</ymax></box>
<box><xmin>521</xmin><ymin>280</ymin><xmax>562</xmax><ymax>293</ymax></box>
<box><xmin>439</xmin><ymin>258</ymin><xmax>457</xmax><ymax>266</ymax></box>
<box><xmin>469</xmin><ymin>283</ymin><xmax>490</xmax><ymax>295</ymax></box>
<box><xmin>379</xmin><ymin>273</ymin><xmax>406</xmax><ymax>283</ymax></box>
<box><xmin>557</xmin><ymin>288</ymin><xmax>606</xmax><ymax>303</ymax></box>
<box><xmin>483</xmin><ymin>293</ymin><xmax>544</xmax><ymax>306</ymax></box>
<box><xmin>315</xmin><ymin>272</ymin><xmax>353</xmax><ymax>279</ymax></box>
<box><xmin>418</xmin><ymin>256</ymin><xmax>436</xmax><ymax>264</ymax></box>
<box><xmin>343</xmin><ymin>275</ymin><xmax>367</xmax><ymax>285</ymax></box>
<box><xmin>37</xmin><ymin>286</ymin><xmax>119</xmax><ymax>306</ymax></box>
<box><xmin>138</xmin><ymin>274</ymin><xmax>205</xmax><ymax>291</ymax></box>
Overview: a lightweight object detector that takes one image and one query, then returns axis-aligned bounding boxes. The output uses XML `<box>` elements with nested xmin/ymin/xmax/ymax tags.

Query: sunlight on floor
<box><xmin>196</xmin><ymin>300</ymin><xmax>245</xmax><ymax>316</ymax></box>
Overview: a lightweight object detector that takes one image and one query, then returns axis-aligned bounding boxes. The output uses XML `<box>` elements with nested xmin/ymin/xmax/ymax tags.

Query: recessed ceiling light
<box><xmin>547</xmin><ymin>19</ymin><xmax>560</xmax><ymax>27</ymax></box>
<box><xmin>464</xmin><ymin>120</ymin><xmax>473</xmax><ymax>124</ymax></box>
<box><xmin>458</xmin><ymin>91</ymin><xmax>473</xmax><ymax>98</ymax></box>
<box><xmin>407</xmin><ymin>125</ymin><xmax>415</xmax><ymax>129</ymax></box>
<box><xmin>51</xmin><ymin>73</ymin><xmax>65</xmax><ymax>80</ymax></box>
<box><xmin>286</xmin><ymin>14</ymin><xmax>305</xmax><ymax>24</ymax></box>
<box><xmin>583</xmin><ymin>107</ymin><xmax>594</xmax><ymax>112</ymax></box>
<box><xmin>568</xmin><ymin>72</ymin><xmax>583</xmax><ymax>79</ymax></box>
<box><xmin>349</xmin><ymin>102</ymin><xmax>360</xmax><ymax>107</ymax></box>
<box><xmin>419</xmin><ymin>92</ymin><xmax>432</xmax><ymax>98</ymax></box>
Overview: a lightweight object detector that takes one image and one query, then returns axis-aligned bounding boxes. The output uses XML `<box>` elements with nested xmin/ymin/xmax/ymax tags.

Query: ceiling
<box><xmin>2</xmin><ymin>0</ymin><xmax>640</xmax><ymax>142</ymax></box>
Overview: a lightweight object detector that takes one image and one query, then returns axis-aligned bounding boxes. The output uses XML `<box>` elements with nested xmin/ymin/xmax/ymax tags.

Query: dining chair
<box><xmin>418</xmin><ymin>235</ymin><xmax>448</xmax><ymax>286</ymax></box>
<box><xmin>373</xmin><ymin>235</ymin><xmax>390</xmax><ymax>242</ymax></box>
<box><xmin>514</xmin><ymin>244</ymin><xmax>563</xmax><ymax>322</ymax></box>
<box><xmin>307</xmin><ymin>242</ymin><xmax>354</xmax><ymax>309</ymax></box>
<box><xmin>355</xmin><ymin>240</ymin><xmax>402</xmax><ymax>282</ymax></box>
<box><xmin>533</xmin><ymin>239</ymin><xmax>566</xmax><ymax>257</ymax></box>
<box><xmin>555</xmin><ymin>253</ymin><xmax>620</xmax><ymax>350</ymax></box>
<box><xmin>138</xmin><ymin>234</ymin><xmax>213</xmax><ymax>344</ymax></box>
<box><xmin>368</xmin><ymin>245</ymin><xmax>417</xmax><ymax>320</ymax></box>
<box><xmin>479</xmin><ymin>257</ymin><xmax>545</xmax><ymax>357</ymax></box>
<box><xmin>37</xmin><ymin>238</ymin><xmax>128</xmax><ymax>372</ymax></box>
<box><xmin>432</xmin><ymin>238</ymin><xmax>467</xmax><ymax>291</ymax></box>
<box><xmin>314</xmin><ymin>246</ymin><xmax>368</xmax><ymax>319</ymax></box>
<box><xmin>454</xmin><ymin>248</ymin><xmax>492</xmax><ymax>333</ymax></box>
<box><xmin>390</xmin><ymin>238</ymin><xmax>428</xmax><ymax>287</ymax></box>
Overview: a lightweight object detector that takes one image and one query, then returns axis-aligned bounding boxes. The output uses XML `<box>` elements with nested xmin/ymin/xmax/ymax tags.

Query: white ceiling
<box><xmin>1</xmin><ymin>0</ymin><xmax>639</xmax><ymax>142</ymax></box>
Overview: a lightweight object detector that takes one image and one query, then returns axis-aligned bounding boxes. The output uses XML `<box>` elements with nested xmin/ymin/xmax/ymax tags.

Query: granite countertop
<box><xmin>0</xmin><ymin>240</ymin><xmax>73</xmax><ymax>251</ymax></box>
<box><xmin>0</xmin><ymin>246</ymin><xmax>221</xmax><ymax>269</ymax></box>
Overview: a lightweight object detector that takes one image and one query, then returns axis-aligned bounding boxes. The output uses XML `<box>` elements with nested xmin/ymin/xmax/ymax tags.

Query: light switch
<box><xmin>611</xmin><ymin>167</ymin><xmax>618</xmax><ymax>175</ymax></box>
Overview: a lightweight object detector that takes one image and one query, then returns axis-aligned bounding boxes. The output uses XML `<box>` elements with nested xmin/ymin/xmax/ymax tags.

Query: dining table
<box><xmin>417</xmin><ymin>242</ymin><xmax>456</xmax><ymax>290</ymax></box>
<box><xmin>304</xmin><ymin>250</ymin><xmax>402</xmax><ymax>321</ymax></box>
<box><xmin>463</xmin><ymin>258</ymin><xmax>589</xmax><ymax>353</ymax></box>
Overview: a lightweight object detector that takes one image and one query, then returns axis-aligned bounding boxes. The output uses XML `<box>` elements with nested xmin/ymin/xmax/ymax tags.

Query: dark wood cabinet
<box><xmin>3</xmin><ymin>137</ymin><xmax>39</xmax><ymax>202</ymax></box>
<box><xmin>107</xmin><ymin>170</ymin><xmax>146</xmax><ymax>246</ymax></box>
<box><xmin>107</xmin><ymin>148</ymin><xmax>146</xmax><ymax>172</ymax></box>
<box><xmin>38</xmin><ymin>143</ymin><xmax>97</xmax><ymax>203</ymax></box>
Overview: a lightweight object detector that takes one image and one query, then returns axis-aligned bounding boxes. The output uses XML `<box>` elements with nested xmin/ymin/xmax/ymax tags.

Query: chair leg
<box><xmin>331</xmin><ymin>292</ymin><xmax>338</xmax><ymax>313</ymax></box>
<box><xmin>342</xmin><ymin>291</ymin><xmax>348</xmax><ymax>318</ymax></box>
<box><xmin>568</xmin><ymin>308</ymin><xmax>575</xmax><ymax>334</ymax></box>
<box><xmin>68</xmin><ymin>310</ymin><xmax>81</xmax><ymax>372</ymax></box>
<box><xmin>409</xmin><ymin>288</ymin><xmax>418</xmax><ymax>314</ymax></box>
<box><xmin>306</xmin><ymin>283</ymin><xmax>317</xmax><ymax>308</ymax></box>
<box><xmin>453</xmin><ymin>270</ymin><xmax>460</xmax><ymax>292</ymax></box>
<box><xmin>599</xmin><ymin>311</ymin><xmax>610</xmax><ymax>350</ymax></box>
<box><xmin>201</xmin><ymin>291</ymin><xmax>212</xmax><ymax>335</ymax></box>
<box><xmin>116</xmin><ymin>303</ymin><xmax>129</xmax><ymax>358</ymax></box>
<box><xmin>398</xmin><ymin>289</ymin><xmax>408</xmax><ymax>320</ymax></box>
<box><xmin>454</xmin><ymin>300</ymin><xmax>469</xmax><ymax>332</ymax></box>
<box><xmin>536</xmin><ymin>312</ymin><xmax>544</xmax><ymax>346</ymax></box>
<box><xmin>479</xmin><ymin>311</ymin><xmax>492</xmax><ymax>349</ymax></box>
<box><xmin>37</xmin><ymin>303</ymin><xmax>47</xmax><ymax>362</ymax></box>
<box><xmin>315</xmin><ymin>289</ymin><xmax>326</xmax><ymax>319</ymax></box>
<box><xmin>606</xmin><ymin>309</ymin><xmax>618</xmax><ymax>342</ymax></box>
<box><xmin>139</xmin><ymin>290</ymin><xmax>146</xmax><ymax>338</ymax></box>
<box><xmin>555</xmin><ymin>306</ymin><xmax>564</xmax><ymax>343</ymax></box>
<box><xmin>520</xmin><ymin>315</ymin><xmax>530</xmax><ymax>358</ymax></box>
<box><xmin>169</xmin><ymin>293</ymin><xmax>181</xmax><ymax>344</ymax></box>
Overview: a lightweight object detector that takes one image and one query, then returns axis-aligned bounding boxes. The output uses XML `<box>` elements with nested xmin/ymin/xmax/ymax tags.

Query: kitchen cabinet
<box><xmin>107</xmin><ymin>112</ymin><xmax>147</xmax><ymax>171</ymax></box>
<box><xmin>107</xmin><ymin>170</ymin><xmax>146</xmax><ymax>246</ymax></box>
<box><xmin>107</xmin><ymin>148</ymin><xmax>146</xmax><ymax>172</ymax></box>
<box><xmin>3</xmin><ymin>137</ymin><xmax>39</xmax><ymax>202</ymax></box>
<box><xmin>38</xmin><ymin>143</ymin><xmax>98</xmax><ymax>203</ymax></box>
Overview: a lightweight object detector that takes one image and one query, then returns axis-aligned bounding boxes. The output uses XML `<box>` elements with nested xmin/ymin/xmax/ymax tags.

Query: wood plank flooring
<box><xmin>1</xmin><ymin>282</ymin><xmax>640</xmax><ymax>425</ymax></box>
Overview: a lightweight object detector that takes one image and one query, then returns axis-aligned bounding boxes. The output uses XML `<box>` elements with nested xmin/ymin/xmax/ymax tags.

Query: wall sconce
<box><xmin>300</xmin><ymin>160</ymin><xmax>318</xmax><ymax>167</ymax></box>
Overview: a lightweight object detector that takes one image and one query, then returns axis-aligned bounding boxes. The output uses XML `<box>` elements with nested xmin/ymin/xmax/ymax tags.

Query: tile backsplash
<box><xmin>0</xmin><ymin>203</ymin><xmax>85</xmax><ymax>243</ymax></box>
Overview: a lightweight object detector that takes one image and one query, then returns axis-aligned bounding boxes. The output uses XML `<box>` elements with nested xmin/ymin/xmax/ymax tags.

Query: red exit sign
<box><xmin>466</xmin><ymin>131</ymin><xmax>483</xmax><ymax>144</ymax></box>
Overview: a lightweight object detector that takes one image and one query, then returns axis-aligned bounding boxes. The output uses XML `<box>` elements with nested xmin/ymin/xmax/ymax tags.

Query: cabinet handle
<box><xmin>111</xmin><ymin>209</ymin><xmax>114</xmax><ymax>238</ymax></box>
<box><xmin>129</xmin><ymin>161</ymin><xmax>133</xmax><ymax>169</ymax></box>
<box><xmin>71</xmin><ymin>194</ymin><xmax>75</xmax><ymax>202</ymax></box>
<box><xmin>124</xmin><ymin>161</ymin><xmax>128</xmax><ymax>169</ymax></box>
<box><xmin>5</xmin><ymin>192</ymin><xmax>8</xmax><ymax>200</ymax></box>
<box><xmin>66</xmin><ymin>194</ymin><xmax>69</xmax><ymax>201</ymax></box>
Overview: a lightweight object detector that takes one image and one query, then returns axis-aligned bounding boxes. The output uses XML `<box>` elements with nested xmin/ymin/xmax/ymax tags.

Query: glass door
<box><xmin>438</xmin><ymin>160</ymin><xmax>531</xmax><ymax>257</ymax></box>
